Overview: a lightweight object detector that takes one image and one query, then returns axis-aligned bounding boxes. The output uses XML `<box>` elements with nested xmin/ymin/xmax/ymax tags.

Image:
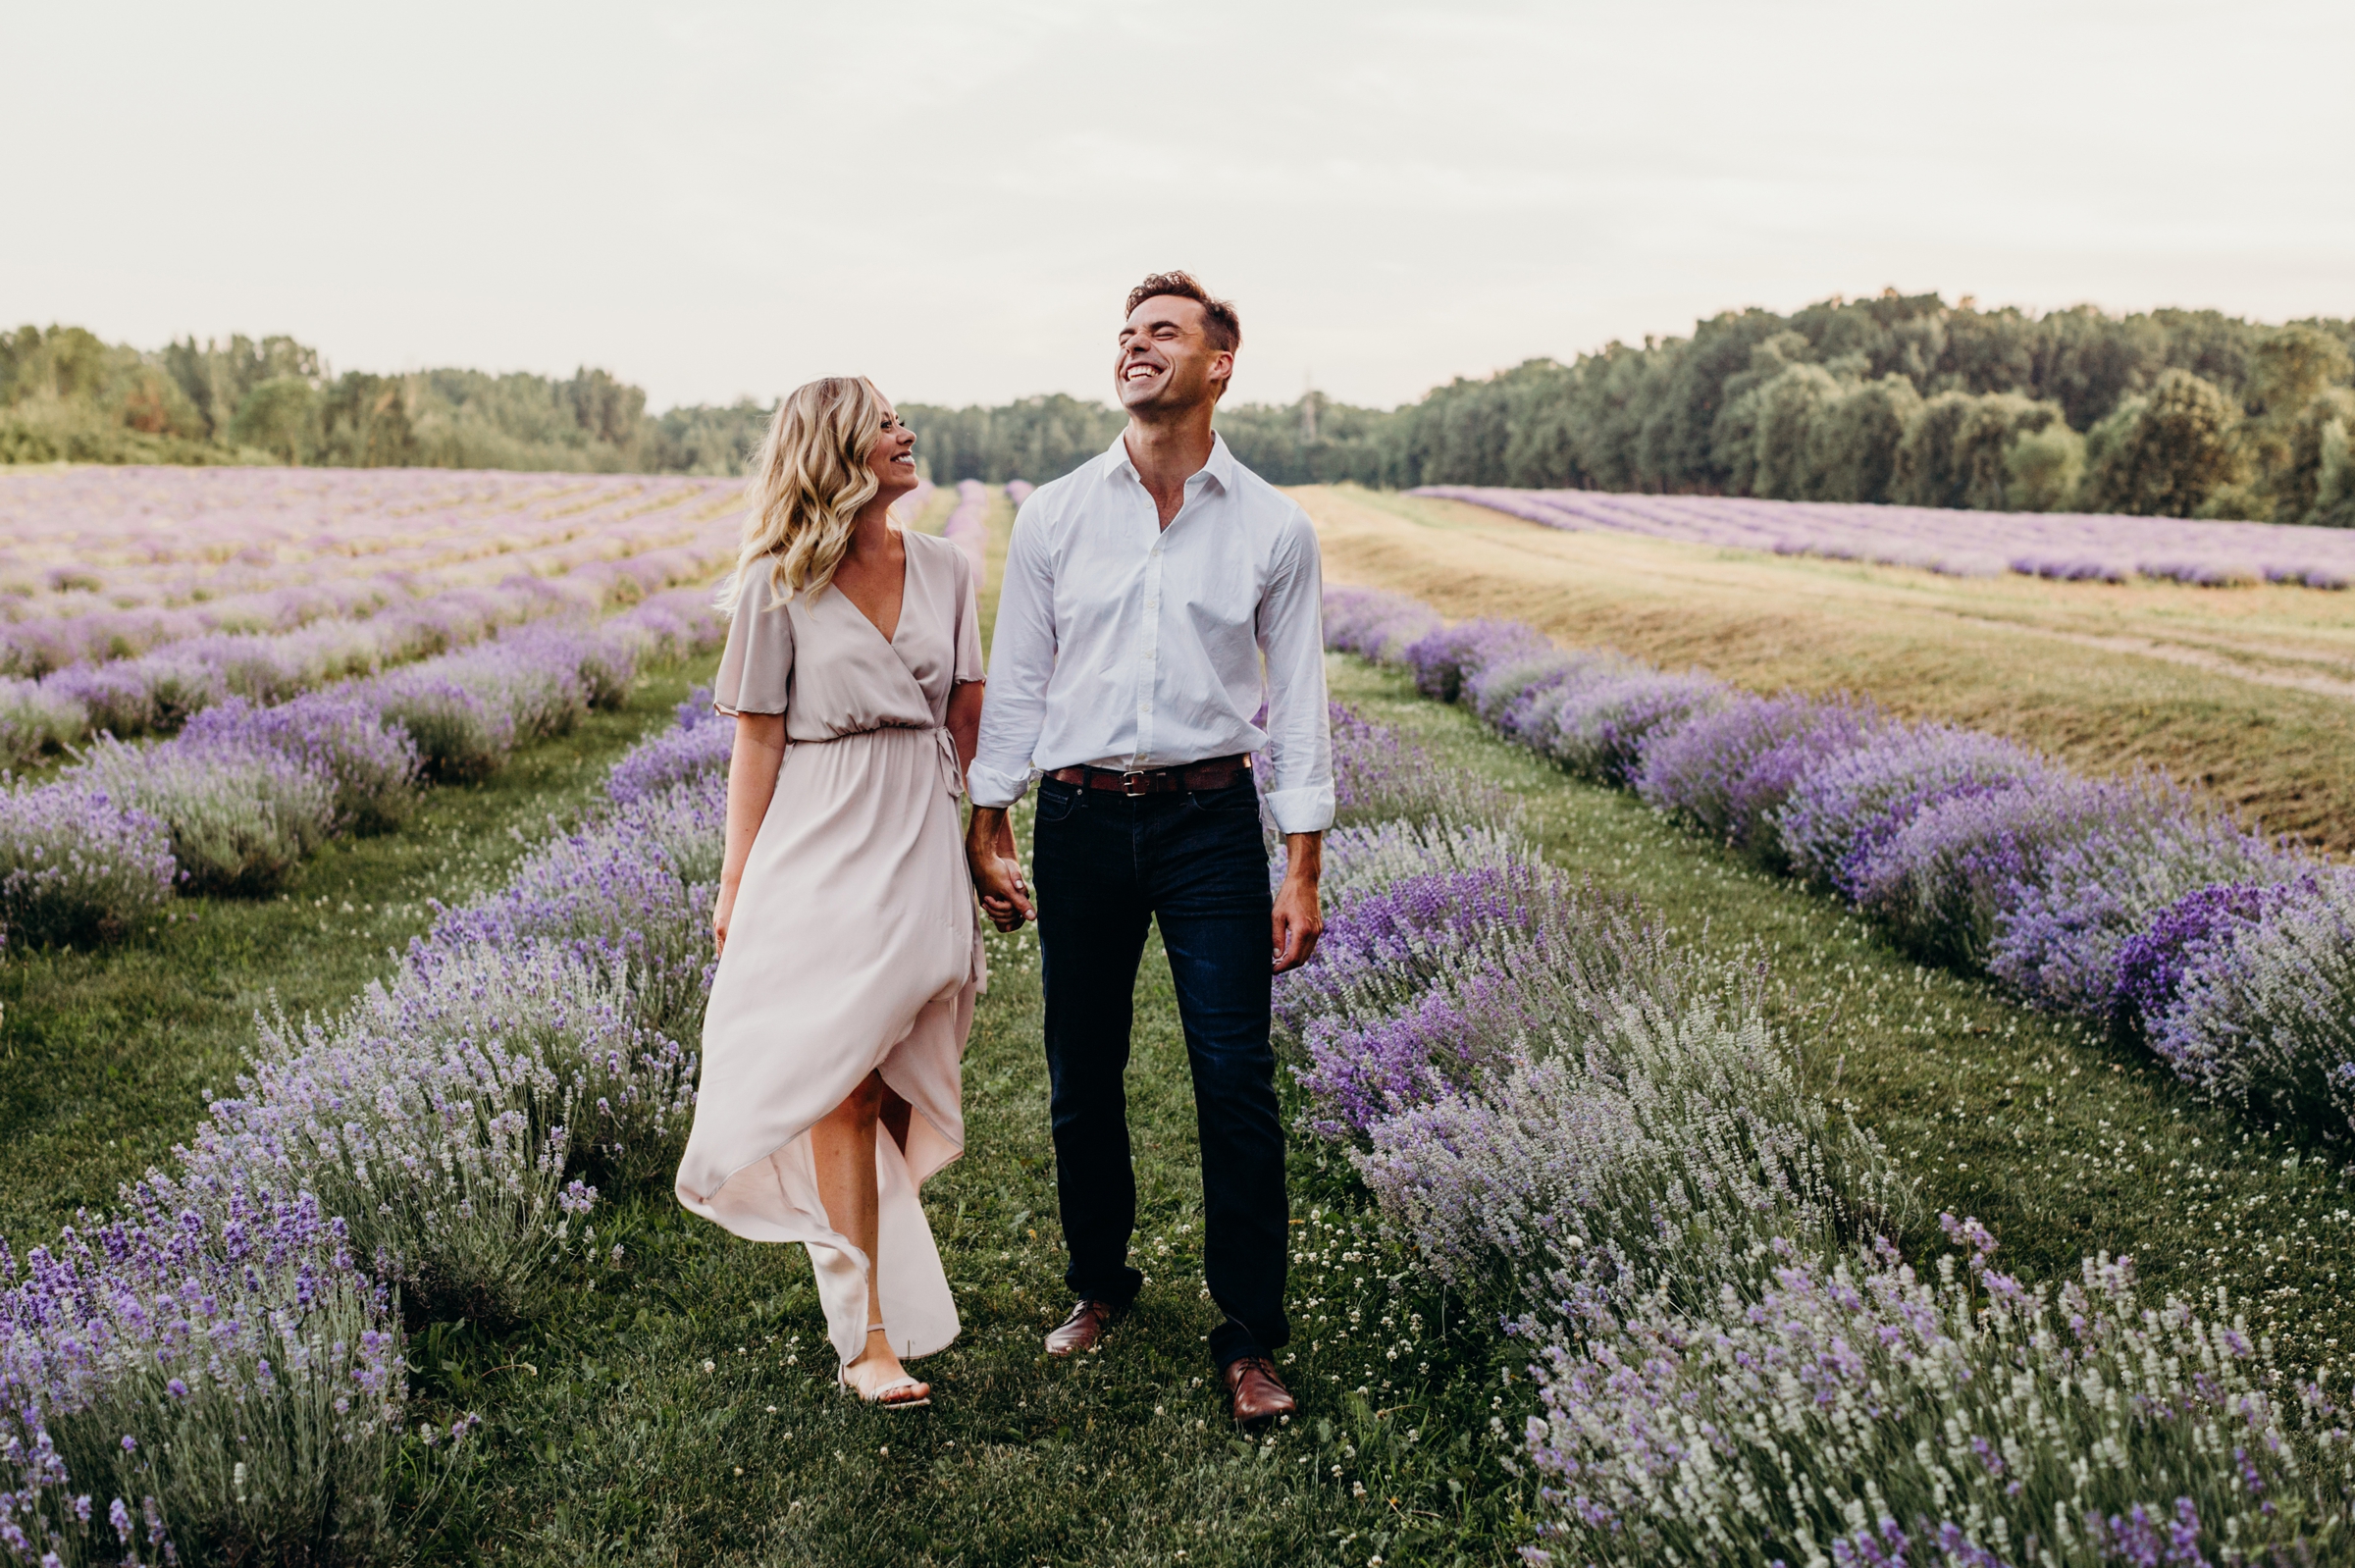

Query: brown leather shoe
<box><xmin>1044</xmin><ymin>1298</ymin><xmax>1123</xmax><ymax>1357</ymax></box>
<box><xmin>1222</xmin><ymin>1356</ymin><xmax>1298</xmax><ymax>1427</ymax></box>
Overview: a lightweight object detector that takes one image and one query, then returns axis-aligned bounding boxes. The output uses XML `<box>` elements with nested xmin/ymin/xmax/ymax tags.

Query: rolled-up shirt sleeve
<box><xmin>968</xmin><ymin>501</ymin><xmax>1053</xmax><ymax>807</ymax></box>
<box><xmin>1257</xmin><ymin>507</ymin><xmax>1334</xmax><ymax>834</ymax></box>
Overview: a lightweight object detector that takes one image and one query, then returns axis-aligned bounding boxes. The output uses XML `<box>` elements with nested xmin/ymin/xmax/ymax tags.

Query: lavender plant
<box><xmin>0</xmin><ymin>676</ymin><xmax>84</xmax><ymax>769</ymax></box>
<box><xmin>1328</xmin><ymin>702</ymin><xmax>1509</xmax><ymax>829</ymax></box>
<box><xmin>1986</xmin><ymin>805</ymin><xmax>2287</xmax><ymax>1017</ymax></box>
<box><xmin>1401</xmin><ymin>619</ymin><xmax>1553</xmax><ymax>705</ymax></box>
<box><xmin>0</xmin><ymin>1178</ymin><xmax>407</xmax><ymax>1565</ymax></box>
<box><xmin>0</xmin><ymin>779</ymin><xmax>175</xmax><ymax>950</ymax></box>
<box><xmin>1355</xmin><ymin>989</ymin><xmax>1901</xmax><ymax>1318</ymax></box>
<box><xmin>1322</xmin><ymin>586</ymin><xmax>1441</xmax><ymax>666</ymax></box>
<box><xmin>2150</xmin><ymin>869</ymin><xmax>2355</xmax><ymax>1134</ymax></box>
<box><xmin>607</xmin><ymin>688</ymin><xmax>732</xmax><ymax>808</ymax></box>
<box><xmin>180</xmin><ymin>942</ymin><xmax>670</xmax><ymax>1323</ymax></box>
<box><xmin>426</xmin><ymin>775</ymin><xmax>724</xmax><ymax>1039</ymax></box>
<box><xmin>1519</xmin><ymin>1222</ymin><xmax>2354</xmax><ymax>1566</ymax></box>
<box><xmin>180</xmin><ymin>692</ymin><xmax>421</xmax><ymax>835</ymax></box>
<box><xmin>1773</xmin><ymin>722</ymin><xmax>2056</xmax><ymax>894</ymax></box>
<box><xmin>1538</xmin><ymin>668</ymin><xmax>1731</xmax><ymax>787</ymax></box>
<box><xmin>75</xmin><ymin>734</ymin><xmax>337</xmax><ymax>898</ymax></box>
<box><xmin>1635</xmin><ymin>692</ymin><xmax>1882</xmax><ymax>862</ymax></box>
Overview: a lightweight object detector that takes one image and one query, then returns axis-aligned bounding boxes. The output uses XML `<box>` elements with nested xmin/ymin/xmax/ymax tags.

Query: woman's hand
<box><xmin>712</xmin><ymin>881</ymin><xmax>739</xmax><ymax>955</ymax></box>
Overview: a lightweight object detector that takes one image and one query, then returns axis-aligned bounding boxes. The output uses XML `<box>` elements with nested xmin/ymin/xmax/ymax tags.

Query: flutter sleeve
<box><xmin>711</xmin><ymin>569</ymin><xmax>794</xmax><ymax>716</ymax></box>
<box><xmin>952</xmin><ymin>547</ymin><xmax>985</xmax><ymax>684</ymax></box>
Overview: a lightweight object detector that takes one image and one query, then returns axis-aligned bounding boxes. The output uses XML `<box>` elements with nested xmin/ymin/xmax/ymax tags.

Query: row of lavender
<box><xmin>1281</xmin><ymin>699</ymin><xmax>2355</xmax><ymax>1561</ymax></box>
<box><xmin>1324</xmin><ymin>587</ymin><xmax>2355</xmax><ymax>1145</ymax></box>
<box><xmin>0</xmin><ymin>468</ymin><xmax>740</xmax><ymax>661</ymax></box>
<box><xmin>0</xmin><ymin>534</ymin><xmax>736</xmax><ymax>768</ymax></box>
<box><xmin>0</xmin><ymin>687</ymin><xmax>738</xmax><ymax>1563</ymax></box>
<box><xmin>0</xmin><ymin>589</ymin><xmax>724</xmax><ymax>953</ymax></box>
<box><xmin>1414</xmin><ymin>486</ymin><xmax>2355</xmax><ymax>589</ymax></box>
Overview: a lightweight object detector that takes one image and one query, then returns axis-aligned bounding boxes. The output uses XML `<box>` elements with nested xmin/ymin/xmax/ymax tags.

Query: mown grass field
<box><xmin>1295</xmin><ymin>484</ymin><xmax>2355</xmax><ymax>853</ymax></box>
<box><xmin>8</xmin><ymin>484</ymin><xmax>2355</xmax><ymax>1563</ymax></box>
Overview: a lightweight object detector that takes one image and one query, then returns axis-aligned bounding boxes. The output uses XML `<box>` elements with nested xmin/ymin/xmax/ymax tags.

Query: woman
<box><xmin>675</xmin><ymin>376</ymin><xmax>988</xmax><ymax>1409</ymax></box>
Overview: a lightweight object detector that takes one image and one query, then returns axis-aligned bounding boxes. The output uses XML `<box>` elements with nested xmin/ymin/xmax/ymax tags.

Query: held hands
<box><xmin>966</xmin><ymin>807</ymin><xmax>1033</xmax><ymax>933</ymax></box>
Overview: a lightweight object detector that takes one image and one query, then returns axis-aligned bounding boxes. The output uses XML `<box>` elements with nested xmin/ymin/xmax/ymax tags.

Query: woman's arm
<box><xmin>947</xmin><ymin>678</ymin><xmax>985</xmax><ymax>778</ymax></box>
<box><xmin>713</xmin><ymin>711</ymin><xmax>788</xmax><ymax>954</ymax></box>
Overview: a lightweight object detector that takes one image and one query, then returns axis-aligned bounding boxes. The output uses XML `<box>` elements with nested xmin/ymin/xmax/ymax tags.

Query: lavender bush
<box><xmin>182</xmin><ymin>941</ymin><xmax>678</xmax><ymax>1323</ymax></box>
<box><xmin>2151</xmin><ymin>869</ymin><xmax>2355</xmax><ymax>1133</ymax></box>
<box><xmin>0</xmin><ymin>1177</ymin><xmax>407</xmax><ymax>1565</ymax></box>
<box><xmin>1986</xmin><ymin>802</ymin><xmax>2288</xmax><ymax>1016</ymax></box>
<box><xmin>426</xmin><ymin>774</ymin><xmax>724</xmax><ymax>1040</ymax></box>
<box><xmin>1356</xmin><ymin>990</ymin><xmax>1900</xmax><ymax>1318</ymax></box>
<box><xmin>1773</xmin><ymin>722</ymin><xmax>2057</xmax><ymax>894</ymax></box>
<box><xmin>607</xmin><ymin>687</ymin><xmax>733</xmax><ymax>808</ymax></box>
<box><xmin>1400</xmin><ymin>618</ymin><xmax>1552</xmax><ymax>705</ymax></box>
<box><xmin>1323</xmin><ymin>586</ymin><xmax>1441</xmax><ymax>667</ymax></box>
<box><xmin>0</xmin><ymin>780</ymin><xmax>175</xmax><ymax>950</ymax></box>
<box><xmin>76</xmin><ymin>734</ymin><xmax>338</xmax><ymax>898</ymax></box>
<box><xmin>1539</xmin><ymin>668</ymin><xmax>1732</xmax><ymax>787</ymax></box>
<box><xmin>1327</xmin><ymin>702</ymin><xmax>1508</xmax><ymax>829</ymax></box>
<box><xmin>1519</xmin><ymin>1223</ymin><xmax>2354</xmax><ymax>1566</ymax></box>
<box><xmin>180</xmin><ymin>692</ymin><xmax>421</xmax><ymax>835</ymax></box>
<box><xmin>1635</xmin><ymin>692</ymin><xmax>1882</xmax><ymax>860</ymax></box>
<box><xmin>0</xmin><ymin>677</ymin><xmax>84</xmax><ymax>769</ymax></box>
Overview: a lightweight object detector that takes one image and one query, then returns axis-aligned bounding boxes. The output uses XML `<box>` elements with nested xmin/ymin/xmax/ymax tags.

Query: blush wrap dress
<box><xmin>675</xmin><ymin>528</ymin><xmax>985</xmax><ymax>1367</ymax></box>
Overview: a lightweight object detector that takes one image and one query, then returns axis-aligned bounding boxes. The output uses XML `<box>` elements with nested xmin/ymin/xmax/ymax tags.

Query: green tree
<box><xmin>318</xmin><ymin>373</ymin><xmax>417</xmax><ymax>467</ymax></box>
<box><xmin>1808</xmin><ymin>375</ymin><xmax>1921</xmax><ymax>502</ymax></box>
<box><xmin>228</xmin><ymin>375</ymin><xmax>320</xmax><ymax>464</ymax></box>
<box><xmin>2078</xmin><ymin>369</ymin><xmax>2241</xmax><ymax>517</ymax></box>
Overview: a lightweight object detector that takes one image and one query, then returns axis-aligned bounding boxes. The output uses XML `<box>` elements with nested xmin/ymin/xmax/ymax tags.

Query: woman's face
<box><xmin>867</xmin><ymin>398</ymin><xmax>919</xmax><ymax>501</ymax></box>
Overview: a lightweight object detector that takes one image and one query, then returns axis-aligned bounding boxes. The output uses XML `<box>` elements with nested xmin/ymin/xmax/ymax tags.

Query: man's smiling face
<box><xmin>1114</xmin><ymin>294</ymin><xmax>1232</xmax><ymax>415</ymax></box>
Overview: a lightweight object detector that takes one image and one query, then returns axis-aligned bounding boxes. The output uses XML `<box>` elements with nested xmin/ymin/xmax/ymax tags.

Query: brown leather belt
<box><xmin>1046</xmin><ymin>754</ymin><xmax>1252</xmax><ymax>798</ymax></box>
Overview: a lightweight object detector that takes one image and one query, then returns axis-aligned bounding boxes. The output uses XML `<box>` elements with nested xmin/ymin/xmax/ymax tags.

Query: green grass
<box><xmin>0</xmin><ymin>658</ymin><xmax>705</xmax><ymax>1242</ymax></box>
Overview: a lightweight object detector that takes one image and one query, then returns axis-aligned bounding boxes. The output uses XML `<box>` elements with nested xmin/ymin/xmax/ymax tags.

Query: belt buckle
<box><xmin>1120</xmin><ymin>769</ymin><xmax>1150</xmax><ymax>798</ymax></box>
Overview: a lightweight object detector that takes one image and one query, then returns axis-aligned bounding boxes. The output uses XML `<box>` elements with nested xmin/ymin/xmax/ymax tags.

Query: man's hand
<box><xmin>966</xmin><ymin>805</ymin><xmax>1034</xmax><ymax>932</ymax></box>
<box><xmin>1272</xmin><ymin>831</ymin><xmax>1324</xmax><ymax>974</ymax></box>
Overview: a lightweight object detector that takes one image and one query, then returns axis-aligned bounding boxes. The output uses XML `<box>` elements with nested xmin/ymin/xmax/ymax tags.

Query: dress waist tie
<box><xmin>805</xmin><ymin>723</ymin><xmax>964</xmax><ymax>799</ymax></box>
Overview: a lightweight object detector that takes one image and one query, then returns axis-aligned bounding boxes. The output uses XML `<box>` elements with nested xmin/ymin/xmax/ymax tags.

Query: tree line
<box><xmin>9</xmin><ymin>293</ymin><xmax>2354</xmax><ymax>524</ymax></box>
<box><xmin>0</xmin><ymin>326</ymin><xmax>771</xmax><ymax>476</ymax></box>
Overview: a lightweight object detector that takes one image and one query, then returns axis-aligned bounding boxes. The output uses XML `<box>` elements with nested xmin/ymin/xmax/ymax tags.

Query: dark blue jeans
<box><xmin>1031</xmin><ymin>774</ymin><xmax>1288</xmax><ymax>1370</ymax></box>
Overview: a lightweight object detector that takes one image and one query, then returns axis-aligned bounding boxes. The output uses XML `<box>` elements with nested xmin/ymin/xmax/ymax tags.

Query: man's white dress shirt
<box><xmin>968</xmin><ymin>433</ymin><xmax>1334</xmax><ymax>835</ymax></box>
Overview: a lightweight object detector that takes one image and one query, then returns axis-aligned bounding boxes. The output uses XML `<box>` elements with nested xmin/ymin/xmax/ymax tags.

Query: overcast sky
<box><xmin>8</xmin><ymin>0</ymin><xmax>2351</xmax><ymax>412</ymax></box>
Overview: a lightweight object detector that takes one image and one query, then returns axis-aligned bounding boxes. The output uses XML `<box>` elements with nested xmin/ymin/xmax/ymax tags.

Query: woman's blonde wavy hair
<box><xmin>720</xmin><ymin>375</ymin><xmax>890</xmax><ymax>613</ymax></box>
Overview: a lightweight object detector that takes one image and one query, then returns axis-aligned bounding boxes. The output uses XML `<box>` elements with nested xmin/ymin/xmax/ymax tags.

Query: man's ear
<box><xmin>1209</xmin><ymin>351</ymin><xmax>1234</xmax><ymax>398</ymax></box>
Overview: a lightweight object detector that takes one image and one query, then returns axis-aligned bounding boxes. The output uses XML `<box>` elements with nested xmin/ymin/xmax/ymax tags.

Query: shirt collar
<box><xmin>1106</xmin><ymin>430</ymin><xmax>1236</xmax><ymax>496</ymax></box>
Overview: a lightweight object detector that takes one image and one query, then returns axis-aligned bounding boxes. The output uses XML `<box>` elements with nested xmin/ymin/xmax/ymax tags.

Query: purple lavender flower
<box><xmin>1401</xmin><ymin>619</ymin><xmax>1552</xmax><ymax>704</ymax></box>
<box><xmin>0</xmin><ymin>778</ymin><xmax>177</xmax><ymax>949</ymax></box>
<box><xmin>1635</xmin><ymin>692</ymin><xmax>1882</xmax><ymax>861</ymax></box>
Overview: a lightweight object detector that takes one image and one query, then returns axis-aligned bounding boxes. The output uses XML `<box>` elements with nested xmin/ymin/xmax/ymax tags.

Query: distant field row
<box><xmin>1291</xmin><ymin>484</ymin><xmax>2355</xmax><ymax>853</ymax></box>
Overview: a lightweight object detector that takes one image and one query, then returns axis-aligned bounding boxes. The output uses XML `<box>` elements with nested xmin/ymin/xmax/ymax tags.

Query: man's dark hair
<box><xmin>1125</xmin><ymin>272</ymin><xmax>1241</xmax><ymax>354</ymax></box>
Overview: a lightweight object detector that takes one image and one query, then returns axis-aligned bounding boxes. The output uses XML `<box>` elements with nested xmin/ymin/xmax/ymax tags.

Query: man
<box><xmin>965</xmin><ymin>271</ymin><xmax>1333</xmax><ymax>1428</ymax></box>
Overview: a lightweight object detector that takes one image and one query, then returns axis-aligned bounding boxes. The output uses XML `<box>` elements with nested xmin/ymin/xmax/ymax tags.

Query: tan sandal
<box><xmin>837</xmin><ymin>1323</ymin><xmax>931</xmax><ymax>1409</ymax></box>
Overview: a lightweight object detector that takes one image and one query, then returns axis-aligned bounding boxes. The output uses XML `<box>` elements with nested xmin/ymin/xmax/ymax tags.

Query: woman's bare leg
<box><xmin>810</xmin><ymin>1071</ymin><xmax>927</xmax><ymax>1399</ymax></box>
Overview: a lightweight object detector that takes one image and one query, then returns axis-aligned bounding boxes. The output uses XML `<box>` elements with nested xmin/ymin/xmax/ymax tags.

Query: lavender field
<box><xmin>1416</xmin><ymin>484</ymin><xmax>2355</xmax><ymax>589</ymax></box>
<box><xmin>11</xmin><ymin>470</ymin><xmax>2355</xmax><ymax>1564</ymax></box>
